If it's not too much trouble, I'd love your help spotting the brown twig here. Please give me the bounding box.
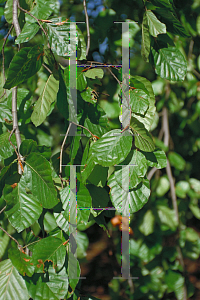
[18,4,48,38]
[11,0,24,174]
[83,0,90,57]
[162,106,187,300]
[0,206,6,215]
[0,226,23,251]
[42,63,52,74]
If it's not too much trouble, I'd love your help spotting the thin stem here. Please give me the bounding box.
[0,206,6,215]
[0,226,23,251]
[12,0,23,174]
[83,0,90,57]
[18,4,48,38]
[42,63,52,74]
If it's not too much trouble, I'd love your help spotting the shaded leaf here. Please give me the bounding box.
[31,74,59,127]
[141,13,151,62]
[8,248,34,277]
[4,45,43,89]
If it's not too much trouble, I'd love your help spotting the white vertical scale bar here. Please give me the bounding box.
[69,22,78,136]
[121,22,130,279]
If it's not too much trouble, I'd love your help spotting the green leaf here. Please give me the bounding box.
[130,117,155,152]
[81,87,97,104]
[141,12,151,62]
[155,8,191,38]
[87,164,108,187]
[114,150,147,189]
[168,151,186,170]
[77,27,87,60]
[57,67,69,119]
[129,89,149,115]
[89,129,132,167]
[157,205,178,230]
[15,22,40,44]
[24,152,58,209]
[0,259,29,300]
[86,184,109,215]
[4,45,43,89]
[45,18,71,57]
[139,210,155,236]
[144,149,167,168]
[67,251,80,291]
[77,69,87,92]
[146,10,166,37]
[0,161,17,198]
[0,103,12,122]
[84,68,104,79]
[4,174,43,233]
[25,0,57,23]
[156,176,170,197]
[130,75,156,131]
[28,266,69,300]
[108,177,150,215]
[31,74,59,127]
[151,47,187,81]
[31,236,66,272]
[165,270,185,300]
[8,248,34,277]
[83,118,108,138]
[60,184,92,226]
[0,132,17,161]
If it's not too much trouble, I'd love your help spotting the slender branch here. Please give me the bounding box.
[11,0,24,174]
[13,0,21,37]
[18,4,48,38]
[192,68,200,80]
[70,121,94,137]
[162,106,187,300]
[147,167,157,180]
[42,63,52,74]
[162,107,169,147]
[83,0,90,57]
[0,226,23,250]
[59,123,72,188]
[188,39,194,60]
[0,206,6,215]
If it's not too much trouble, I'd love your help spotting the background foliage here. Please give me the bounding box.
[0,0,200,299]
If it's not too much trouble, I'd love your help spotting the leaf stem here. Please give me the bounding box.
[83,0,90,57]
[0,226,23,251]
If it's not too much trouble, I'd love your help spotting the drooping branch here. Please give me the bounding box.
[83,0,90,57]
[162,106,187,300]
[0,226,23,251]
[11,0,24,174]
